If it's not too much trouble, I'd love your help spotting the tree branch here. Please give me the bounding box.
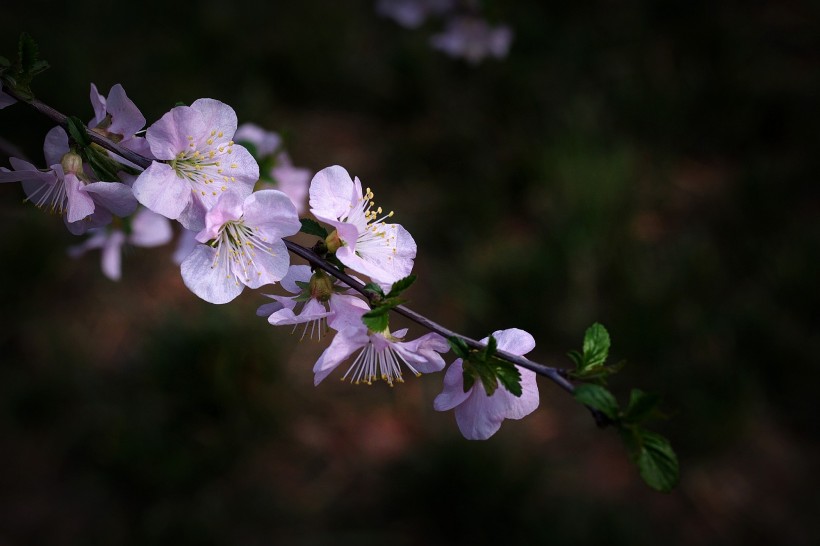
[5,89,613,428]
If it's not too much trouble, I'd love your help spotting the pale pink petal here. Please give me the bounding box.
[83,181,138,216]
[240,239,290,289]
[503,369,539,420]
[485,328,536,356]
[394,332,449,373]
[181,244,244,304]
[101,230,126,280]
[279,264,312,294]
[191,98,238,142]
[132,161,191,220]
[234,123,282,157]
[129,208,173,247]
[146,105,207,159]
[313,326,369,385]
[104,84,147,137]
[43,126,70,167]
[454,389,507,440]
[197,191,244,242]
[172,229,198,265]
[309,165,357,221]
[433,359,471,411]
[243,189,300,240]
[89,83,107,126]
[65,174,96,223]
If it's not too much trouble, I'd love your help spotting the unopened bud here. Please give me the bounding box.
[325,230,343,253]
[309,270,334,303]
[61,151,84,174]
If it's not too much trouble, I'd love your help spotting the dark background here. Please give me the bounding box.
[2,1,819,544]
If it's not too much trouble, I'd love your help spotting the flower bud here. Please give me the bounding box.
[60,151,84,175]
[309,270,335,303]
[325,230,343,253]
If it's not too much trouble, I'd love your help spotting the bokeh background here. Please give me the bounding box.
[2,1,819,544]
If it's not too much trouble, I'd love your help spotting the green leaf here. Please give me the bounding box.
[462,367,476,393]
[581,323,610,370]
[573,384,619,419]
[623,389,661,423]
[568,360,625,381]
[493,358,522,397]
[0,56,10,68]
[66,116,91,147]
[447,336,470,359]
[85,146,125,181]
[300,218,328,238]
[567,350,583,368]
[361,311,389,332]
[385,274,417,298]
[474,362,499,397]
[635,430,679,492]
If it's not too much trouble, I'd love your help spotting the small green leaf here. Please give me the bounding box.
[0,56,10,68]
[573,384,619,419]
[623,389,662,423]
[582,323,610,370]
[361,311,389,332]
[447,336,470,359]
[294,280,310,290]
[568,360,625,381]
[386,274,417,298]
[66,116,91,147]
[300,218,328,238]
[493,359,522,397]
[174,101,187,107]
[475,363,499,397]
[635,430,679,492]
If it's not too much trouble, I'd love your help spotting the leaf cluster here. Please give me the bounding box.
[448,336,523,398]
[569,323,678,492]
[360,275,416,332]
[0,33,50,99]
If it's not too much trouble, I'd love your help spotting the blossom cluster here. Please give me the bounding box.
[376,0,513,64]
[0,82,539,441]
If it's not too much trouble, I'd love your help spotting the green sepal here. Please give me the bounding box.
[456,335,523,398]
[174,101,187,107]
[573,383,619,420]
[447,336,470,360]
[386,274,416,298]
[492,358,523,397]
[300,218,328,238]
[363,282,385,298]
[362,309,389,332]
[66,116,91,148]
[294,280,310,289]
[85,145,126,182]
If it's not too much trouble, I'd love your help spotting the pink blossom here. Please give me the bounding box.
[68,207,173,280]
[180,189,300,304]
[431,16,513,64]
[376,0,454,29]
[257,264,368,340]
[0,127,137,234]
[313,302,448,386]
[88,83,152,159]
[309,165,416,286]
[132,99,259,231]
[434,328,539,440]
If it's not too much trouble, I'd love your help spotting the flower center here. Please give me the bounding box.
[341,331,421,387]
[209,218,276,284]
[170,131,240,203]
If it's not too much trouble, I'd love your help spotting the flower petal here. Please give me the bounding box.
[241,239,290,289]
[191,98,238,142]
[83,181,139,216]
[242,189,300,240]
[309,165,357,221]
[146,105,207,160]
[181,244,244,304]
[313,326,369,385]
[484,328,535,356]
[43,126,70,167]
[129,208,173,247]
[132,161,191,220]
[433,359,471,411]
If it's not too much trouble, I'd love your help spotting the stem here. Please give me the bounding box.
[7,90,612,428]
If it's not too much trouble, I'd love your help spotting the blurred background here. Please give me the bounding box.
[2,1,819,544]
